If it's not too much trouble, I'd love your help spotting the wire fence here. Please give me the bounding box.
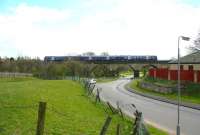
[0,102,71,135]
[0,103,37,109]
[0,72,33,78]
[77,76,150,135]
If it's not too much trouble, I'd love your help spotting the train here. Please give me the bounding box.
[44,55,157,63]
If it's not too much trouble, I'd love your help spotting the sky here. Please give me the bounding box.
[0,0,200,60]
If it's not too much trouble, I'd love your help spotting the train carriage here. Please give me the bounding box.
[44,55,157,62]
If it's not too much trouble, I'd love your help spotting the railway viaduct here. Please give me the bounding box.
[87,60,169,77]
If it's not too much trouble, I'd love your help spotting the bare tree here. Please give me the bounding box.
[188,32,200,53]
[194,33,200,47]
[100,52,109,56]
[82,52,95,56]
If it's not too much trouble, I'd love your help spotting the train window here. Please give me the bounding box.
[51,57,55,61]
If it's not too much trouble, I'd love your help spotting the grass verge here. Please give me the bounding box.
[129,79,200,105]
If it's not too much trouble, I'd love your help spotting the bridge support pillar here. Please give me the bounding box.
[134,70,140,78]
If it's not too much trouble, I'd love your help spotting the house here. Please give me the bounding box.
[148,51,200,83]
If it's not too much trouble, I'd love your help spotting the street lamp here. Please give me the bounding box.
[177,36,190,135]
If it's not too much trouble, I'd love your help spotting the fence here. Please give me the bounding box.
[0,72,32,78]
[81,77,150,135]
[0,101,79,135]
[197,71,200,83]
[148,69,154,77]
[149,68,200,83]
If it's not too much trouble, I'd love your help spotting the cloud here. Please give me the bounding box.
[0,3,71,58]
[0,0,200,59]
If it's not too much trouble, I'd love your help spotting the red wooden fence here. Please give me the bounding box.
[156,68,168,79]
[149,69,154,77]
[169,70,177,80]
[198,71,200,83]
[181,70,194,81]
[149,68,198,82]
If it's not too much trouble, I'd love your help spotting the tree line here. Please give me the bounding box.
[0,56,129,79]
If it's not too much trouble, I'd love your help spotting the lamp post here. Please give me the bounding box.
[177,36,190,135]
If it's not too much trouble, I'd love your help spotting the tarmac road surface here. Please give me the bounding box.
[96,79,200,135]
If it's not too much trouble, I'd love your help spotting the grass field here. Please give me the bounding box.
[129,79,200,105]
[0,77,167,135]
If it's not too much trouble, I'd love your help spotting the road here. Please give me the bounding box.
[96,79,200,135]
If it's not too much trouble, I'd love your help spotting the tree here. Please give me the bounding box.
[188,32,200,53]
[100,52,109,56]
[65,61,82,76]
[10,57,14,62]
[82,52,95,56]
[194,33,200,48]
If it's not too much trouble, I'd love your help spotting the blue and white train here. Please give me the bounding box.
[44,55,157,63]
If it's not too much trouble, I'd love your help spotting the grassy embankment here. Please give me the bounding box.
[120,70,133,77]
[120,70,144,78]
[96,70,134,83]
[129,77,200,104]
[0,77,168,135]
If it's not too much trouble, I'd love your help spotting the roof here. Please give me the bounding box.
[169,51,200,64]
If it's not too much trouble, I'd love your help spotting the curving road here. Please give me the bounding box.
[96,79,200,135]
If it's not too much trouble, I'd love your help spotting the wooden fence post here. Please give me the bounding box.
[116,124,121,135]
[91,85,95,92]
[95,89,101,103]
[133,111,141,135]
[116,102,124,119]
[133,111,150,135]
[100,116,112,135]
[88,85,95,95]
[84,81,87,88]
[131,104,136,108]
[118,108,124,119]
[87,83,91,90]
[107,102,118,114]
[36,102,47,135]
